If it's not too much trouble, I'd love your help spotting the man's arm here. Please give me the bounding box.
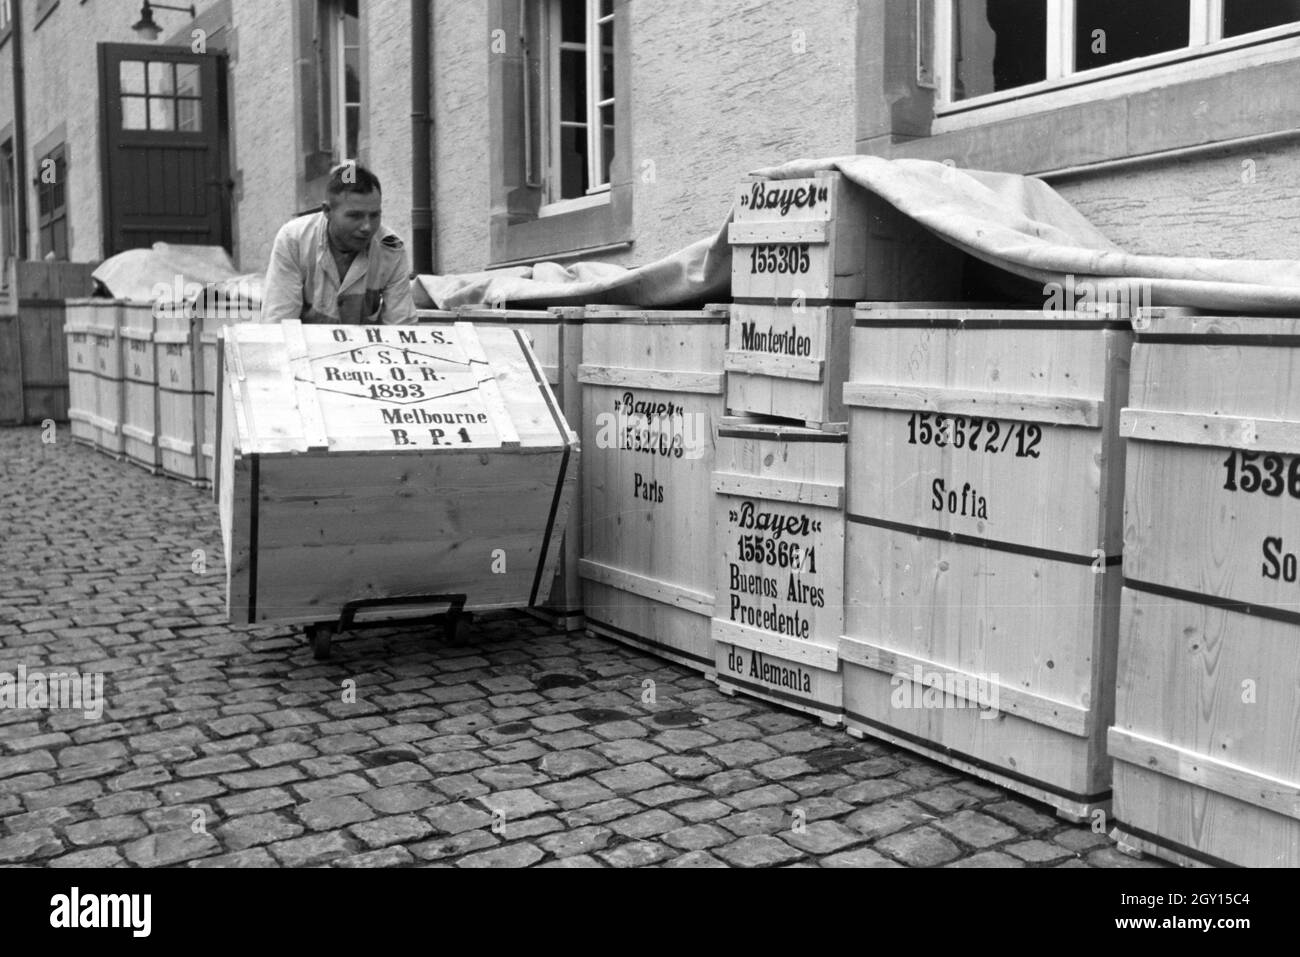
[261,223,306,324]
[380,243,417,326]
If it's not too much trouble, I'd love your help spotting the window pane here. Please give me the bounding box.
[560,49,586,122]
[1074,0,1189,72]
[177,98,202,132]
[122,96,148,130]
[952,0,1047,101]
[175,63,202,97]
[559,126,588,199]
[148,61,175,95]
[120,61,146,95]
[53,218,67,261]
[345,54,361,103]
[149,98,176,131]
[600,103,614,185]
[343,0,359,44]
[600,21,614,100]
[561,0,586,43]
[600,0,613,18]
[346,106,360,160]
[1224,0,1300,37]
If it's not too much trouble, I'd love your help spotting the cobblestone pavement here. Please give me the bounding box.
[0,427,1167,868]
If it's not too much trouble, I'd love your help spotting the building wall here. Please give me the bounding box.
[363,7,414,259]
[1046,143,1300,261]
[431,0,858,275]
[226,0,300,272]
[431,0,492,276]
[3,0,226,263]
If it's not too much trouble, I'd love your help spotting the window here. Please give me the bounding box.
[119,60,204,132]
[316,0,363,163]
[36,144,67,261]
[0,0,12,44]
[489,0,630,266]
[534,0,616,211]
[934,0,1300,107]
[0,139,15,263]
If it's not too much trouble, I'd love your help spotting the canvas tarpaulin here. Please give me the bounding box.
[414,155,1300,315]
[91,242,263,307]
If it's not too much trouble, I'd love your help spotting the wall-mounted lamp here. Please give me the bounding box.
[131,2,198,42]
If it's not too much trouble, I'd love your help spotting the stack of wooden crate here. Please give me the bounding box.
[712,172,963,724]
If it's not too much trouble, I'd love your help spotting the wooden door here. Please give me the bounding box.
[98,44,231,256]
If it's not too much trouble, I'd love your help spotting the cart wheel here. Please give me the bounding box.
[309,624,334,660]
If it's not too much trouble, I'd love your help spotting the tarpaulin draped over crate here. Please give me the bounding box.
[414,155,1300,314]
[91,242,263,308]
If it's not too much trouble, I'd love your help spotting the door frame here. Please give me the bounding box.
[97,42,233,258]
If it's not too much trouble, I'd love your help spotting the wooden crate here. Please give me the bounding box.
[64,300,125,455]
[198,286,259,483]
[120,303,160,471]
[726,172,962,428]
[154,301,204,482]
[724,304,854,428]
[839,303,1141,821]
[579,307,729,674]
[64,313,97,446]
[219,320,578,629]
[1111,313,1300,867]
[711,417,845,725]
[0,260,94,424]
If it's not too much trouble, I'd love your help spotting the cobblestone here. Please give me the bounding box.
[0,428,1164,869]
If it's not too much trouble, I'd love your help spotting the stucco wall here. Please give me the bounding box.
[1048,142,1300,261]
[430,0,491,275]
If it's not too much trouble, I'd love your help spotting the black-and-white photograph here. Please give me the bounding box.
[0,0,1289,931]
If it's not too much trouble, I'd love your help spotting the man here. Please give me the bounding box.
[262,164,416,325]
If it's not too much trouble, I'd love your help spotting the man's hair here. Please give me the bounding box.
[326,163,382,206]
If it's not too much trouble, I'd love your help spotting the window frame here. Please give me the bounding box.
[931,0,1300,123]
[0,136,15,265]
[488,0,632,268]
[35,143,69,262]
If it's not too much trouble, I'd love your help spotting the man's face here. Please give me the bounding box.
[326,190,383,253]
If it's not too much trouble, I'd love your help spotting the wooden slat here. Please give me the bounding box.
[839,635,1090,737]
[728,221,830,245]
[578,558,713,617]
[711,618,838,672]
[578,365,724,394]
[280,320,330,452]
[712,471,843,509]
[1108,726,1300,821]
[724,351,824,383]
[1121,408,1300,455]
[457,321,520,449]
[843,383,1101,428]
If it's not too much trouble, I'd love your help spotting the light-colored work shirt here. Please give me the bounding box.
[261,212,416,325]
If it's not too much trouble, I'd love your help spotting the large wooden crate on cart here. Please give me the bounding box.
[579,306,729,674]
[840,303,1144,821]
[726,171,961,427]
[218,320,578,656]
[711,417,845,724]
[421,306,585,632]
[1111,313,1300,867]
